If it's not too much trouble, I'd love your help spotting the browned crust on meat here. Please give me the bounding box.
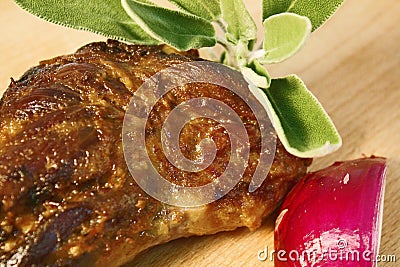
[0,40,311,266]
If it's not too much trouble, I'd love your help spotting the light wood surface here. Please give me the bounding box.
[1,0,399,266]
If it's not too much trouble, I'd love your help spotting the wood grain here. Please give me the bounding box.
[1,0,399,266]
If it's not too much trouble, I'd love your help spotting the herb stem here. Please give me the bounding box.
[215,19,227,34]
[216,36,239,68]
[216,36,229,49]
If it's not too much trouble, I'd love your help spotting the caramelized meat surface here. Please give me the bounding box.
[0,40,311,266]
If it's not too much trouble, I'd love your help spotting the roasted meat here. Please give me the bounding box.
[0,40,311,266]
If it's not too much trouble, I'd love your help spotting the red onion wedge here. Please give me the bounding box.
[274,157,387,267]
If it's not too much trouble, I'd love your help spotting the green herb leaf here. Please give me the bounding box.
[241,60,271,89]
[257,75,342,157]
[14,0,160,44]
[122,0,216,50]
[220,50,228,64]
[262,0,345,31]
[168,0,221,21]
[220,0,257,44]
[262,13,311,64]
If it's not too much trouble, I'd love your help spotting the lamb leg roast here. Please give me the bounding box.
[0,40,311,266]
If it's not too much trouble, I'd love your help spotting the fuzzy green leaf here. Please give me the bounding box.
[263,13,311,64]
[14,0,160,44]
[168,0,221,21]
[263,0,345,31]
[220,0,257,44]
[122,0,216,50]
[241,60,271,89]
[257,75,342,157]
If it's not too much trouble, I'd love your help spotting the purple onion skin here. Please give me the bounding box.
[274,157,387,267]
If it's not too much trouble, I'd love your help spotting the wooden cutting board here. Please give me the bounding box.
[1,0,399,266]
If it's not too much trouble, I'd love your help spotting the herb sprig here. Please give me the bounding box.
[14,0,345,157]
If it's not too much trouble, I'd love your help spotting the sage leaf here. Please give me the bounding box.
[220,0,257,44]
[263,0,345,31]
[14,0,159,44]
[168,0,221,21]
[220,50,228,64]
[259,75,342,157]
[122,0,216,50]
[241,60,271,89]
[263,13,311,64]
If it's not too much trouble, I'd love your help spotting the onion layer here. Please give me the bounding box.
[274,157,387,267]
